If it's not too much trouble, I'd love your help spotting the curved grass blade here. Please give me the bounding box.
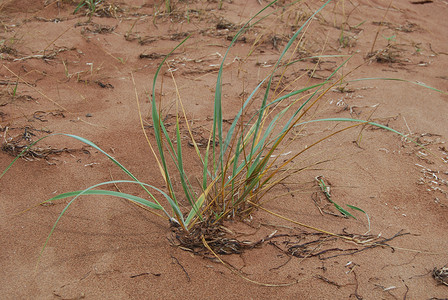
[150,35,191,207]
[248,0,332,162]
[1,133,169,211]
[317,176,356,219]
[220,19,342,205]
[212,0,280,176]
[73,1,87,14]
[1,135,50,180]
[255,116,418,208]
[175,118,196,213]
[346,204,371,233]
[46,189,164,210]
[185,175,221,227]
[37,179,185,267]
[295,118,412,141]
[349,77,447,94]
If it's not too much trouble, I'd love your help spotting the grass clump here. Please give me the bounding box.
[1,0,444,265]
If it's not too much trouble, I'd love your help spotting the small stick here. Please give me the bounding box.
[130,272,161,278]
[315,275,342,288]
[171,255,191,282]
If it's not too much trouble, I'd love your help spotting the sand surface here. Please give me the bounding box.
[1,0,447,299]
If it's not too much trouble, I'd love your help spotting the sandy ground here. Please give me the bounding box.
[1,0,448,299]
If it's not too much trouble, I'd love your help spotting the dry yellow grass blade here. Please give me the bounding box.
[2,64,67,111]
[248,200,368,244]
[132,72,167,185]
[166,62,203,160]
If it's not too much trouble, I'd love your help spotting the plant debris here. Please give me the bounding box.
[139,53,165,60]
[411,0,433,4]
[1,126,88,161]
[169,221,255,255]
[95,3,123,18]
[432,265,448,286]
[2,141,80,161]
[266,230,410,261]
[170,217,410,264]
[80,23,116,34]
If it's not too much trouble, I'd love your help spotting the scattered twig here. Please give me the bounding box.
[410,0,433,4]
[322,230,410,260]
[350,271,363,300]
[268,241,292,271]
[315,274,342,288]
[0,80,35,86]
[403,283,409,300]
[130,272,161,278]
[171,255,191,282]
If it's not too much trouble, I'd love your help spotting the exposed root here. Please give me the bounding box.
[169,220,255,255]
[169,215,410,264]
[284,230,410,260]
[200,234,300,287]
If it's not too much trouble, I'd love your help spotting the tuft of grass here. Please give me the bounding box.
[12,78,18,97]
[74,0,102,18]
[1,0,445,264]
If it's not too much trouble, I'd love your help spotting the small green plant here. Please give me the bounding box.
[383,34,396,43]
[74,0,102,17]
[12,78,18,97]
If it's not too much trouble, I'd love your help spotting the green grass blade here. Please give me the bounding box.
[46,189,164,210]
[2,133,136,182]
[1,134,177,213]
[248,0,332,163]
[151,35,190,204]
[317,176,356,219]
[346,204,371,232]
[334,203,356,219]
[185,176,221,226]
[1,135,49,180]
[73,1,87,14]
[349,77,446,94]
[296,118,410,140]
[37,179,186,267]
[47,180,183,220]
[212,0,279,177]
[202,136,212,191]
[222,77,269,156]
[175,119,196,211]
[244,57,353,167]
